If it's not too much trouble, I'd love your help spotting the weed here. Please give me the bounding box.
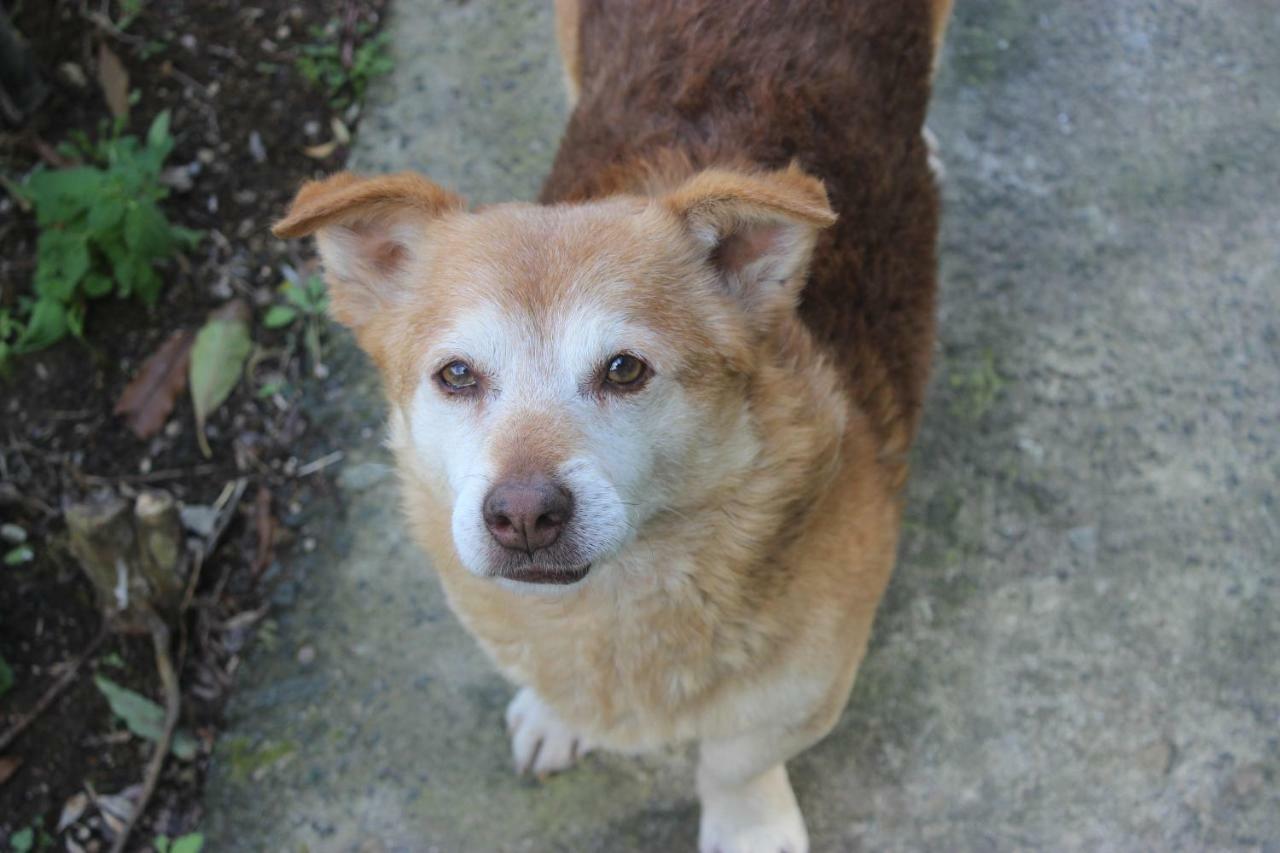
[264,272,330,375]
[295,21,393,109]
[1,112,201,368]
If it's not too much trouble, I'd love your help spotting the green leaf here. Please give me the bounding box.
[189,301,253,457]
[15,299,68,353]
[26,167,103,225]
[93,675,198,760]
[171,834,205,853]
[34,230,90,301]
[0,654,13,697]
[9,827,33,853]
[83,272,114,298]
[88,194,126,233]
[4,546,34,566]
[170,225,204,249]
[263,305,297,329]
[147,110,172,152]
[125,202,173,258]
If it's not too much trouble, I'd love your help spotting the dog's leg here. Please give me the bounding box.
[697,727,815,853]
[504,686,591,778]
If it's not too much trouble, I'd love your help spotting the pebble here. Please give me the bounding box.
[296,644,316,665]
[0,523,26,544]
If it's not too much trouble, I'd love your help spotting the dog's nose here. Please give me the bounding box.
[483,475,573,553]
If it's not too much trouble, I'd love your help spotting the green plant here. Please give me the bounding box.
[154,833,204,853]
[2,112,201,367]
[295,22,393,108]
[264,273,330,373]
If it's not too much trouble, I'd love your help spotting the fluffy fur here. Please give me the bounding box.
[276,1,946,850]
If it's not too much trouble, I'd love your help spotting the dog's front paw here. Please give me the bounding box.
[698,765,808,853]
[504,687,590,778]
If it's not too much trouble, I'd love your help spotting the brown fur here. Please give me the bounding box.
[544,0,941,462]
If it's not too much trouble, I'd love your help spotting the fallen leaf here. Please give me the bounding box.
[302,140,338,159]
[189,300,252,458]
[57,791,88,831]
[178,504,218,537]
[97,42,130,120]
[0,755,20,785]
[114,330,196,439]
[330,116,351,145]
[93,676,198,760]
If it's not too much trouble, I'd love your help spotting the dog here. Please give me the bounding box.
[275,1,947,849]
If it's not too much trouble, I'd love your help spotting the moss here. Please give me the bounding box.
[223,736,299,784]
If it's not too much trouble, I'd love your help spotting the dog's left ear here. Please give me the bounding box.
[663,166,837,322]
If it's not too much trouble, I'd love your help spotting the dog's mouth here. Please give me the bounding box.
[496,563,591,586]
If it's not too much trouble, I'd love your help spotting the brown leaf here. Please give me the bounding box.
[97,42,130,120]
[114,330,196,439]
[0,755,20,786]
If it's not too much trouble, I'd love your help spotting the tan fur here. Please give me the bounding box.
[276,2,946,848]
[554,0,583,105]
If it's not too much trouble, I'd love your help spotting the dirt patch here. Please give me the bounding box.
[0,1,387,848]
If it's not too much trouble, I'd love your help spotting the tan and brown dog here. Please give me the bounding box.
[276,1,947,849]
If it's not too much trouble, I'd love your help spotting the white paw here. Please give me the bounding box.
[504,687,590,778]
[698,766,808,853]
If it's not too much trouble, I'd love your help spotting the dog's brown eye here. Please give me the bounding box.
[439,360,478,391]
[604,354,647,388]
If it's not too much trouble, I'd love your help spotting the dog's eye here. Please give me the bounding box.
[439,360,478,392]
[604,354,648,389]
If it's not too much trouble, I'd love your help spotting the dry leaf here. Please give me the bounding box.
[330,116,351,145]
[302,141,338,159]
[0,755,20,786]
[58,791,89,832]
[114,330,196,439]
[97,42,130,120]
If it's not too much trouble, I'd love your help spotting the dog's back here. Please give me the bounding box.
[545,0,942,460]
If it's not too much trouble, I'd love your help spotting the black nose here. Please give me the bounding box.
[483,475,573,553]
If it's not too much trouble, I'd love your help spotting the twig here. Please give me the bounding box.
[297,450,343,477]
[81,463,221,485]
[0,625,108,751]
[109,614,179,853]
[81,9,146,48]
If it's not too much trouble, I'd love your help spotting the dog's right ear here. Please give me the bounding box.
[273,172,466,332]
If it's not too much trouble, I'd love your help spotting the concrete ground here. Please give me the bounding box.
[204,1,1280,850]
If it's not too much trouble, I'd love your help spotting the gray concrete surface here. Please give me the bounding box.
[204,0,1280,849]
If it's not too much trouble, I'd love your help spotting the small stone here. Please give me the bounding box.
[0,523,26,544]
[180,33,197,51]
[248,131,267,164]
[296,644,316,665]
[197,147,217,165]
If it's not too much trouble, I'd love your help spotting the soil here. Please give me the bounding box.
[0,1,387,848]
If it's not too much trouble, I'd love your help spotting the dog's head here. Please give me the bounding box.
[276,168,835,590]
